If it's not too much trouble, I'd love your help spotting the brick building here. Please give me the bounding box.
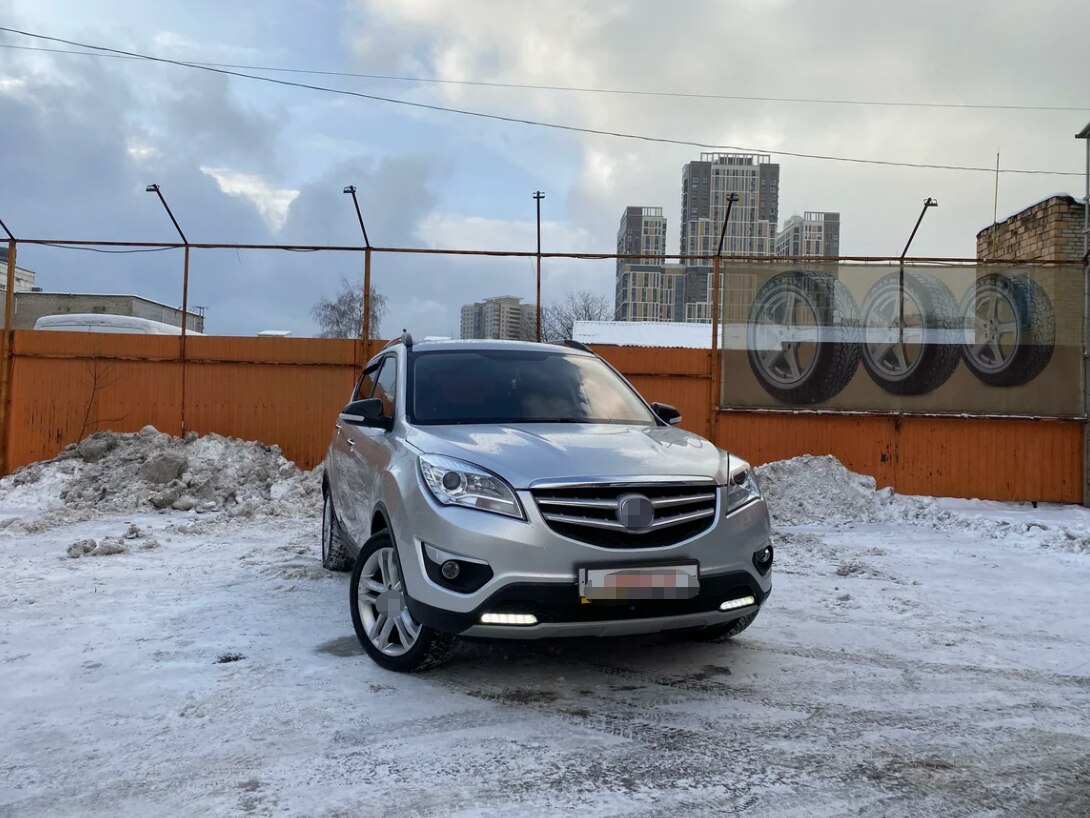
[976,195,1086,261]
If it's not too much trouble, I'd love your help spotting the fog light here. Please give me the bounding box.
[479,612,538,626]
[753,544,774,575]
[719,595,756,611]
[441,560,461,580]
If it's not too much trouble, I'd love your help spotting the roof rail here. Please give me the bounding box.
[380,331,414,351]
[562,339,594,354]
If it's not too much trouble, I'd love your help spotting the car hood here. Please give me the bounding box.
[404,423,724,489]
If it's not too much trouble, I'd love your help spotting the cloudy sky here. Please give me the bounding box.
[1,0,1087,336]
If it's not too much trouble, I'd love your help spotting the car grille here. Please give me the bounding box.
[531,482,718,548]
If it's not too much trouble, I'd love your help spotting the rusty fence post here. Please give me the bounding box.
[363,246,372,352]
[180,245,190,435]
[0,230,16,475]
[709,255,721,441]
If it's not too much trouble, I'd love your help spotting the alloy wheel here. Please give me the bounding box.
[356,546,421,657]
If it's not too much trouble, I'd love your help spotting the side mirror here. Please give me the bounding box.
[650,402,682,426]
[340,398,392,431]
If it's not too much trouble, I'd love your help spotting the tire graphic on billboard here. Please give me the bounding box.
[960,273,1056,387]
[746,270,860,405]
[859,270,960,395]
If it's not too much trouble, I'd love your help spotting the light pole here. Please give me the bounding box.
[533,191,544,342]
[709,193,738,439]
[1078,123,1089,263]
[1076,122,1089,506]
[899,197,938,345]
[343,185,374,347]
[146,184,191,435]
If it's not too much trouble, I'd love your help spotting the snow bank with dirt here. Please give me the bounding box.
[757,454,1090,554]
[0,427,321,530]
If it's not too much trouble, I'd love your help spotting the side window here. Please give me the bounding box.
[373,356,397,418]
[353,363,379,401]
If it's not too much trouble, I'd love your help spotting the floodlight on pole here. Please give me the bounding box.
[344,184,374,343]
[145,183,191,433]
[343,185,370,248]
[145,183,188,245]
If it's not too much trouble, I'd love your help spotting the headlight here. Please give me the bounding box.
[717,453,762,513]
[419,454,524,519]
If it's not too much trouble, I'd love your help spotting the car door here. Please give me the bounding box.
[331,360,380,545]
[342,353,398,546]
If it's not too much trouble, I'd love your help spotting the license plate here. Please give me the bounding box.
[579,563,699,601]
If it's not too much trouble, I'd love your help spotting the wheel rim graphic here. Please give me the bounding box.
[963,280,1021,375]
[862,285,927,382]
[749,285,821,388]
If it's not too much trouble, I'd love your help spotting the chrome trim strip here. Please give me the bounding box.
[528,475,716,490]
[541,506,715,533]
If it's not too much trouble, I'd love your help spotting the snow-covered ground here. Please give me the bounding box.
[1,435,1089,816]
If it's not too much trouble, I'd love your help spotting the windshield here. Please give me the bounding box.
[409,349,657,425]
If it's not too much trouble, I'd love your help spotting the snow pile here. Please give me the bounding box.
[755,455,896,527]
[757,454,1090,554]
[0,427,321,529]
[65,523,161,558]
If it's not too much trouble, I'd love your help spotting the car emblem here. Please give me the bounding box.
[616,493,655,531]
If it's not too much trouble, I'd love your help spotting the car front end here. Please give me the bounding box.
[389,432,773,640]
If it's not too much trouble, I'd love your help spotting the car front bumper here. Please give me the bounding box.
[407,569,769,639]
[390,476,773,637]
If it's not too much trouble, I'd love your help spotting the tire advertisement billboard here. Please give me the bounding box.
[720,262,1083,416]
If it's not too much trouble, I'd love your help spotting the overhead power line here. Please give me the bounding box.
[3,41,1087,114]
[0,26,1082,177]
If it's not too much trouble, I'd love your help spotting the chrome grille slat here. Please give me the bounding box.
[540,512,627,530]
[531,482,718,549]
[651,493,716,509]
[535,496,619,510]
[649,507,715,529]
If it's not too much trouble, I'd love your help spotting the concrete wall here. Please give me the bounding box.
[977,195,1086,261]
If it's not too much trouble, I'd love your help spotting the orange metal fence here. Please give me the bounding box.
[1,332,1082,503]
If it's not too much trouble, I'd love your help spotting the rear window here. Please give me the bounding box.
[409,349,655,425]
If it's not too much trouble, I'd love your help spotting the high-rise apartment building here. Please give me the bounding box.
[680,153,779,323]
[775,212,841,258]
[614,207,669,320]
[680,153,779,260]
[460,296,538,341]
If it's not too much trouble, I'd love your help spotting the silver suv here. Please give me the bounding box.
[322,336,773,671]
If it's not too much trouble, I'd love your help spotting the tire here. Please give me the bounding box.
[746,270,861,405]
[349,531,458,672]
[683,611,759,643]
[960,273,1056,387]
[321,489,352,572]
[859,270,960,395]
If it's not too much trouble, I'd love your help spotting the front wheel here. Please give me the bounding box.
[321,491,352,572]
[349,532,458,672]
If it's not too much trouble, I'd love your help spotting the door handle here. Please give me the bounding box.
[346,437,356,447]
[335,423,342,431]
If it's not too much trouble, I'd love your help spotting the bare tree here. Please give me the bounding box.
[541,290,612,342]
[311,276,388,339]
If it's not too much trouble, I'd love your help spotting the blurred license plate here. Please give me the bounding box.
[579,564,699,601]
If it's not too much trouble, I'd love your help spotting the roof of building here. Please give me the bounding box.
[17,291,201,316]
[573,320,714,349]
[976,193,1083,237]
